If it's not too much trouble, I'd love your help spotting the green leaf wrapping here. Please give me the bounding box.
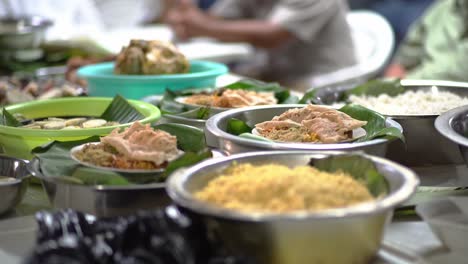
[309,154,389,197]
[343,79,404,98]
[227,118,252,135]
[100,94,145,123]
[31,123,211,186]
[339,104,404,142]
[0,108,21,127]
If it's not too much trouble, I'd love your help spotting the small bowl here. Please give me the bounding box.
[167,150,419,264]
[77,60,229,99]
[0,155,30,215]
[310,79,468,166]
[0,97,161,159]
[0,16,52,50]
[205,104,402,156]
[435,104,468,166]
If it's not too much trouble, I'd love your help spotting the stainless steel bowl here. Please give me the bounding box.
[167,151,419,264]
[28,158,170,218]
[0,16,52,49]
[205,104,402,156]
[435,105,468,166]
[0,155,30,215]
[309,79,468,166]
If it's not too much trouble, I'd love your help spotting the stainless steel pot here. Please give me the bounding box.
[167,151,419,264]
[0,154,30,215]
[309,79,468,166]
[28,158,170,218]
[435,105,468,167]
[205,104,402,156]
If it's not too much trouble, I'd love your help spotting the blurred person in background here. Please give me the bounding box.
[348,0,434,45]
[165,0,356,91]
[0,0,165,39]
[385,0,468,81]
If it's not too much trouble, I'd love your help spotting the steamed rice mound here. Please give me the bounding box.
[195,163,374,213]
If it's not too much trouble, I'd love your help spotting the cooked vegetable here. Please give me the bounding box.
[21,117,119,130]
[114,39,189,75]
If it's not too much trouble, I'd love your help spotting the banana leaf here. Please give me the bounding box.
[343,79,404,98]
[157,79,298,120]
[309,153,388,197]
[226,104,404,142]
[0,107,21,127]
[299,79,404,104]
[100,95,145,123]
[0,95,144,127]
[31,123,212,186]
[339,104,404,142]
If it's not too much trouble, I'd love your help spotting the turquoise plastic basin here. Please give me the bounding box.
[77,60,228,99]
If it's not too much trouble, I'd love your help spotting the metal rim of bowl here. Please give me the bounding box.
[77,60,228,80]
[205,104,402,150]
[434,104,468,147]
[166,150,419,221]
[0,97,161,137]
[0,154,30,184]
[0,16,53,35]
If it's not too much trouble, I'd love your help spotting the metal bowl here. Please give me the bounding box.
[0,16,52,50]
[28,158,169,218]
[205,104,402,156]
[0,154,30,215]
[167,151,419,264]
[309,79,468,166]
[435,105,468,166]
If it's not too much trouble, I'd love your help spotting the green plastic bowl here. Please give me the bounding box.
[0,97,161,159]
[77,60,229,99]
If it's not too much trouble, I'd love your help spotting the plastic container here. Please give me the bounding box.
[0,97,161,159]
[77,60,229,99]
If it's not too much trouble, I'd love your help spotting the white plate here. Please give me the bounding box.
[251,127,366,143]
[70,142,183,174]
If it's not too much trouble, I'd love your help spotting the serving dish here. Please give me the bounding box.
[77,60,228,99]
[435,104,468,166]
[205,104,402,156]
[0,97,160,159]
[28,123,214,217]
[306,79,468,166]
[149,79,301,132]
[167,150,419,264]
[0,155,30,215]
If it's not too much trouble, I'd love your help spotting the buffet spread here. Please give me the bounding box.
[1,39,468,264]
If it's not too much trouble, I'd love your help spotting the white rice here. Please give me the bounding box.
[346,87,468,115]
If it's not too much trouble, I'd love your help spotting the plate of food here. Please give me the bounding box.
[301,79,468,165]
[29,121,213,216]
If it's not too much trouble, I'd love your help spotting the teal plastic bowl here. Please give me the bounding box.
[77,60,229,99]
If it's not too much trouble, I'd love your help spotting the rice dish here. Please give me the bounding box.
[347,87,468,115]
[195,163,374,213]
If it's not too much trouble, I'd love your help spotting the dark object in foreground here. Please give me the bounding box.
[26,208,254,264]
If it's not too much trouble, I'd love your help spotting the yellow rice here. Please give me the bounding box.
[195,163,374,213]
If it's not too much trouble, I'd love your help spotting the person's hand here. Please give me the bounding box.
[385,63,407,78]
[165,0,213,40]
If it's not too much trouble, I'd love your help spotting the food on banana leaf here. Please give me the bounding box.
[183,88,278,108]
[21,117,120,129]
[114,39,189,75]
[73,122,183,170]
[255,104,367,143]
